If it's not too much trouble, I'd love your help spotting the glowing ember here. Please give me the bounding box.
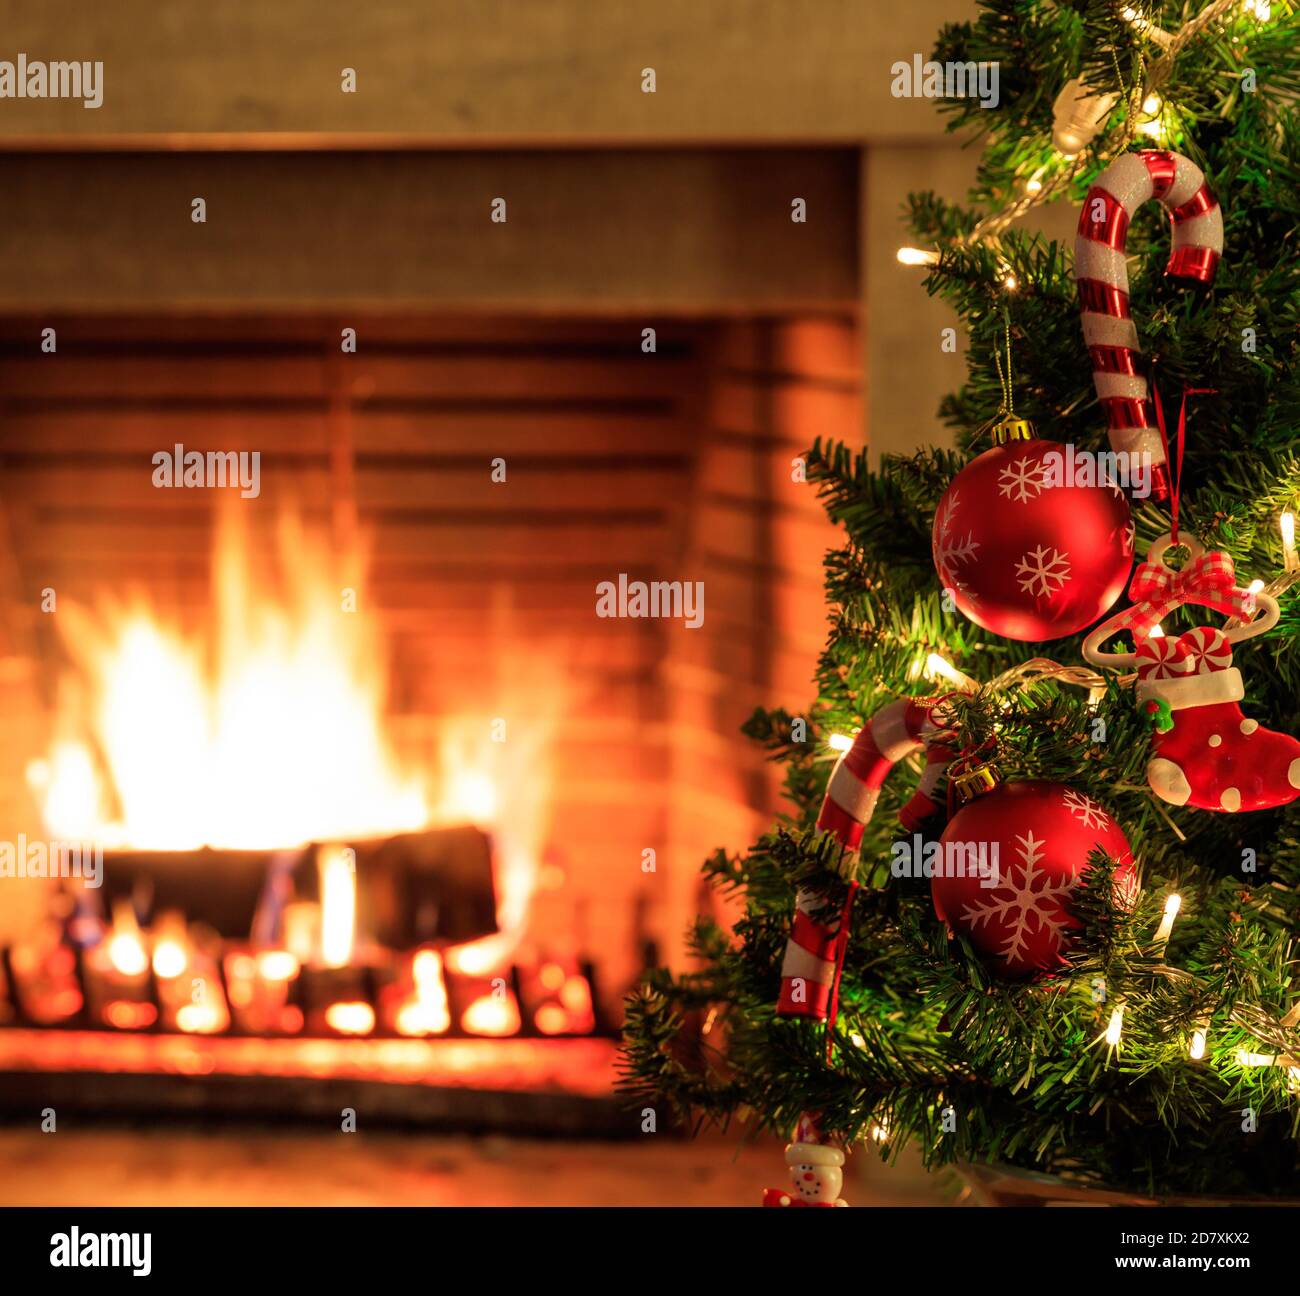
[176,1000,227,1034]
[150,912,190,980]
[559,974,595,1026]
[534,1003,569,1035]
[103,1000,158,1030]
[0,1028,619,1095]
[107,903,148,978]
[324,1001,375,1035]
[256,951,299,981]
[318,845,357,969]
[395,950,451,1037]
[151,941,187,980]
[462,990,522,1037]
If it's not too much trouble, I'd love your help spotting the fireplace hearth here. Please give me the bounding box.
[0,193,859,1130]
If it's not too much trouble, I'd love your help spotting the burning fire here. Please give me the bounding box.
[29,511,428,851]
[23,508,562,987]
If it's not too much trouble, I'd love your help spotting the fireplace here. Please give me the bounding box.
[0,299,859,1126]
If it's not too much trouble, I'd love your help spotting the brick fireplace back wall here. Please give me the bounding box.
[0,312,859,1009]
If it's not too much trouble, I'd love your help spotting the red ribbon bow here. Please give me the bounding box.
[1120,549,1255,635]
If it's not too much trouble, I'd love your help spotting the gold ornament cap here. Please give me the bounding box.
[952,761,1002,804]
[990,416,1036,445]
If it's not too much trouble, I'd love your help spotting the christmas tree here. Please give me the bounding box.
[621,0,1300,1201]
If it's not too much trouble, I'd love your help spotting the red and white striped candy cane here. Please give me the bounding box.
[776,697,955,1019]
[1075,149,1222,493]
[817,697,955,849]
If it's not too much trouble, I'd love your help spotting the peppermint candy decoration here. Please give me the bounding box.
[1076,150,1223,484]
[1136,626,1235,681]
[1135,634,1190,680]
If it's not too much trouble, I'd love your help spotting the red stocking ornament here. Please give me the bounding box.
[1084,533,1299,812]
[1136,626,1300,811]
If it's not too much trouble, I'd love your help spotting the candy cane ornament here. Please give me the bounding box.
[777,697,956,1019]
[817,697,956,848]
[1076,150,1223,496]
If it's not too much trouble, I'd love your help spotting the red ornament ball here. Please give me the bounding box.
[932,438,1134,640]
[931,780,1135,976]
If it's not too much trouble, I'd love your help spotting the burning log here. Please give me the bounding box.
[90,826,498,950]
[96,849,297,941]
[350,825,497,950]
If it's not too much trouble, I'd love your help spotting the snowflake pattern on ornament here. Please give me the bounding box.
[1062,788,1110,832]
[1015,544,1071,602]
[933,490,980,594]
[961,831,1074,965]
[997,455,1048,503]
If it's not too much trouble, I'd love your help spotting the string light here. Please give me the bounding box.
[1244,0,1272,20]
[1281,511,1297,571]
[925,653,977,691]
[1237,1049,1276,1067]
[1121,5,1175,46]
[1153,892,1182,948]
[1105,1004,1125,1047]
[1189,1028,1207,1061]
[1149,623,1165,638]
[897,246,940,267]
[1248,578,1265,595]
[828,732,854,754]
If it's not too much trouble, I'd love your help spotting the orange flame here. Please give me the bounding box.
[27,510,561,973]
[30,513,427,850]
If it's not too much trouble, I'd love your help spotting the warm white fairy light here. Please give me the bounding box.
[1122,5,1174,46]
[828,731,854,753]
[1025,176,1043,194]
[1237,1049,1276,1067]
[1137,114,1168,142]
[1281,511,1297,571]
[1190,1028,1207,1061]
[1105,1004,1125,1047]
[1244,0,1272,20]
[1003,272,1019,291]
[1153,892,1182,948]
[1149,623,1165,639]
[1248,578,1265,595]
[897,246,940,267]
[925,653,976,691]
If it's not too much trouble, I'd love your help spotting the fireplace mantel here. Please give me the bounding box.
[0,0,973,148]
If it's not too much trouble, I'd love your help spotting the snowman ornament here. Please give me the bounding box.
[762,1113,850,1208]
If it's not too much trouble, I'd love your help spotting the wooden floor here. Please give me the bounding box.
[0,1127,952,1207]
